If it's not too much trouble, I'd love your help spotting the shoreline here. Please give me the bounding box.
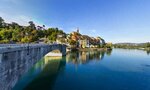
[67,47,112,52]
[114,47,150,51]
[78,48,107,52]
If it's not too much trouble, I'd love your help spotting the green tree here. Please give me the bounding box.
[0,17,67,44]
[146,43,150,48]
[28,21,36,30]
[0,17,4,28]
[69,40,77,45]
[11,22,19,29]
[0,29,12,40]
[21,36,29,43]
[105,43,112,49]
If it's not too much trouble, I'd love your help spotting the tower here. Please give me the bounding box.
[77,27,79,33]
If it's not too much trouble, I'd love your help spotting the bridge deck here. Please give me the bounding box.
[0,44,50,53]
[0,44,66,54]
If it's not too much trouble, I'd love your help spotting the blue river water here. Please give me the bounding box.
[13,49,150,90]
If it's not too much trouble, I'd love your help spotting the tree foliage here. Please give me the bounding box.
[0,17,4,28]
[146,42,150,48]
[69,40,77,45]
[0,17,66,43]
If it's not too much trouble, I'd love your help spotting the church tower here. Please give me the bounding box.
[77,27,79,33]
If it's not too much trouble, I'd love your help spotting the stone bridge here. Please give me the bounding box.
[0,44,66,90]
[0,44,66,61]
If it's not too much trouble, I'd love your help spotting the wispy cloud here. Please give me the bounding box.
[1,0,23,4]
[0,12,45,26]
[0,12,30,26]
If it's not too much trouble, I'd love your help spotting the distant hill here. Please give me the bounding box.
[113,42,150,50]
[114,43,149,46]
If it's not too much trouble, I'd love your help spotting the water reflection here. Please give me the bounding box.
[13,56,66,90]
[66,50,112,64]
[106,49,113,56]
[146,50,150,55]
[21,50,111,89]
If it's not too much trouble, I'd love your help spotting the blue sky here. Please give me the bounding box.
[0,0,150,43]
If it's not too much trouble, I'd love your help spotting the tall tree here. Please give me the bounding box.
[11,22,19,29]
[0,17,4,28]
[28,21,36,30]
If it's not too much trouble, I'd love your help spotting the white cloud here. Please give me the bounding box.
[0,12,45,26]
[1,0,23,4]
[0,12,31,26]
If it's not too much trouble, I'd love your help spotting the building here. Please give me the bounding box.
[67,28,106,48]
[78,39,90,48]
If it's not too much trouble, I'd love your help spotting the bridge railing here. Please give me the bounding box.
[0,44,66,54]
[0,44,49,49]
[0,44,66,49]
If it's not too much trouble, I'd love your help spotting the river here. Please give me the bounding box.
[3,49,150,90]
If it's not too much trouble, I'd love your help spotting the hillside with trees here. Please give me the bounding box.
[0,17,66,43]
[114,43,150,52]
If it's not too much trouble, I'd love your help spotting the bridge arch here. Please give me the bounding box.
[0,44,66,63]
[41,44,66,56]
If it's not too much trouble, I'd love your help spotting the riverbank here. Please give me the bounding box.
[67,47,112,52]
[113,43,150,51]
[78,48,107,52]
[114,47,150,51]
[114,47,150,55]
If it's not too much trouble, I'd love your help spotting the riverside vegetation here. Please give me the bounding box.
[0,17,65,43]
[113,43,150,54]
